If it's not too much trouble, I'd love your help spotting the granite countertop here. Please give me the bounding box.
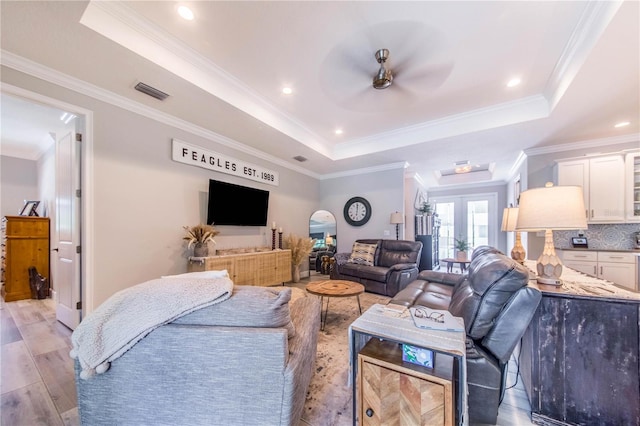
[525,260,640,301]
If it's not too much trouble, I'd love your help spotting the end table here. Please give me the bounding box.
[348,304,468,425]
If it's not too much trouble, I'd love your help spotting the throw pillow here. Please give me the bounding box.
[348,242,377,266]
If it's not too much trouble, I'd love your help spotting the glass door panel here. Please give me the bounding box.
[467,200,489,249]
[434,194,497,264]
[436,202,455,259]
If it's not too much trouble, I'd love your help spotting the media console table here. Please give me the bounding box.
[188,249,291,286]
[520,261,640,426]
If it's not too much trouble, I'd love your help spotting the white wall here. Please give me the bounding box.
[0,155,39,217]
[3,67,320,309]
[319,167,405,253]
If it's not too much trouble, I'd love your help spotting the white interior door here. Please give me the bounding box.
[55,122,81,329]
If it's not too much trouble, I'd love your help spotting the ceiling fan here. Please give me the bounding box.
[373,49,393,90]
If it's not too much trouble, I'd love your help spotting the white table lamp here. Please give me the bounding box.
[501,207,526,264]
[516,183,587,286]
[390,212,404,240]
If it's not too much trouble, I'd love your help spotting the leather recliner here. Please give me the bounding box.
[331,239,422,296]
[390,245,541,425]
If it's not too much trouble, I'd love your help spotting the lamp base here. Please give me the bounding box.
[535,229,563,287]
[536,276,563,286]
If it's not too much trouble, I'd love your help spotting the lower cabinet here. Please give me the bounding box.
[188,249,292,286]
[561,250,637,291]
[358,339,454,426]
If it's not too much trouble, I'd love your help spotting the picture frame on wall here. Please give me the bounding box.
[19,200,40,217]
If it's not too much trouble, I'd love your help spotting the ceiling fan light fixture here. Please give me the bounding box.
[373,67,393,89]
[372,48,393,90]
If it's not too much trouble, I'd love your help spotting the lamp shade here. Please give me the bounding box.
[516,185,587,231]
[390,212,404,224]
[501,207,519,232]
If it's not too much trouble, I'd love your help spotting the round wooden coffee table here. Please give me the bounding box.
[306,280,365,331]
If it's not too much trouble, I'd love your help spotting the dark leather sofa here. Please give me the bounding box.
[390,245,541,425]
[330,239,422,296]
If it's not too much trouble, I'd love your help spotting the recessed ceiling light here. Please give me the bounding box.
[507,78,521,88]
[178,6,194,20]
[335,129,343,135]
[614,121,630,128]
[282,87,293,95]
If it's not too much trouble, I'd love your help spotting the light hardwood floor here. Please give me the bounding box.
[2,281,534,426]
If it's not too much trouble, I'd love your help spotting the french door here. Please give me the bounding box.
[435,194,497,260]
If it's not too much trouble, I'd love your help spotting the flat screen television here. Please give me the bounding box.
[207,179,269,226]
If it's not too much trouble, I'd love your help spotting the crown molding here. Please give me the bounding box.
[1,50,328,179]
[332,94,550,160]
[524,133,639,156]
[80,0,332,158]
[507,151,527,182]
[319,161,408,180]
[544,1,623,111]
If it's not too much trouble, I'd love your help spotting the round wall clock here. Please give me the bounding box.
[343,196,372,226]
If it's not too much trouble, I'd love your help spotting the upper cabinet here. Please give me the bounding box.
[556,154,626,223]
[626,151,640,222]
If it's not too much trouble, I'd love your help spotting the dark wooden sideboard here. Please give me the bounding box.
[520,262,640,426]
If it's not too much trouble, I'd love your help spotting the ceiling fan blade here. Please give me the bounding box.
[395,62,455,91]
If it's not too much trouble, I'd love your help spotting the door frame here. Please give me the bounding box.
[2,83,95,317]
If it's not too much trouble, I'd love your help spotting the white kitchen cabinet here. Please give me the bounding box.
[625,151,640,222]
[556,155,626,223]
[561,250,637,291]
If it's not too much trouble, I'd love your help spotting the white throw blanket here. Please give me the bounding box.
[70,276,233,379]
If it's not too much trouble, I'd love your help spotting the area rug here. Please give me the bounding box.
[293,285,390,426]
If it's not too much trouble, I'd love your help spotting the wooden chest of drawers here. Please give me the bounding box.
[1,216,50,302]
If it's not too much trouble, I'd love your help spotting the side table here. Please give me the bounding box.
[349,304,468,425]
[441,258,471,273]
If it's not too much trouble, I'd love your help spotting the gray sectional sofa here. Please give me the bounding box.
[74,286,320,426]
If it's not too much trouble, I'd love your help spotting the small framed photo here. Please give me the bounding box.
[19,200,40,217]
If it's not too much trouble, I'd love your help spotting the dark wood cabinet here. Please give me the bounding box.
[1,216,50,302]
[416,215,440,271]
[521,290,640,425]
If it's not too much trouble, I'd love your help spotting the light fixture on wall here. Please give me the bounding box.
[390,212,404,240]
[516,183,587,286]
[501,206,525,264]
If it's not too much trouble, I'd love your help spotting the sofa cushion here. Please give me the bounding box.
[348,242,377,266]
[172,285,295,338]
[338,262,389,282]
[378,240,422,268]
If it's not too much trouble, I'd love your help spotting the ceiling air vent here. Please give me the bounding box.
[134,82,170,101]
[293,155,308,162]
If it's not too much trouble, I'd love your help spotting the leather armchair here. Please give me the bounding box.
[390,245,541,425]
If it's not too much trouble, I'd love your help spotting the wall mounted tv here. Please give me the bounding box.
[207,179,270,226]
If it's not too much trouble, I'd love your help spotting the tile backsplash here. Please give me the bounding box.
[555,223,640,250]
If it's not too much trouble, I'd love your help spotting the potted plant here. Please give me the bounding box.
[454,237,470,261]
[183,224,219,257]
[283,234,316,282]
[418,201,432,215]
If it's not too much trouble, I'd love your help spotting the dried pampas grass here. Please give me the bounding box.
[284,234,316,266]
